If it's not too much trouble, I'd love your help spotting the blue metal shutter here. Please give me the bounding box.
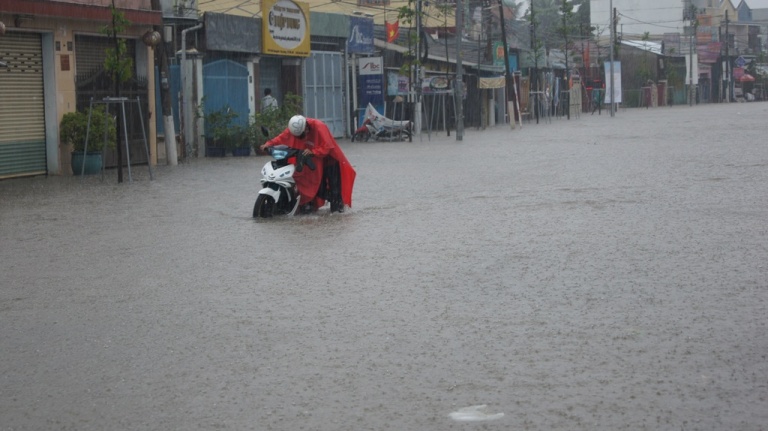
[202,59,250,128]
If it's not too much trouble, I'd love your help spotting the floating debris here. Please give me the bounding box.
[449,405,504,422]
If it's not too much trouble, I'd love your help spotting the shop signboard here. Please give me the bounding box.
[348,16,374,54]
[359,57,383,113]
[262,0,310,57]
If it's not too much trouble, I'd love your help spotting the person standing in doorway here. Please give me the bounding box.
[261,88,278,111]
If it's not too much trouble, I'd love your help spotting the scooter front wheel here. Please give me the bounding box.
[253,194,275,218]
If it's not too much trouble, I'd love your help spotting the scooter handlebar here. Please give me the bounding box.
[303,155,316,171]
[265,145,315,171]
[295,153,316,172]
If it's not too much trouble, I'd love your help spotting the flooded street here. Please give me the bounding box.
[2,103,767,430]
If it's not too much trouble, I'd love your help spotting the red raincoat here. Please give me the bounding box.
[265,118,356,207]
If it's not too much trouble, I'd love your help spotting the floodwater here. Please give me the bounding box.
[2,103,767,430]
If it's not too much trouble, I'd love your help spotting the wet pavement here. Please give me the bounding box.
[2,102,767,430]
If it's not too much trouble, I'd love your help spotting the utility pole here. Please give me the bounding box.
[609,2,615,117]
[725,10,730,103]
[415,0,422,136]
[530,0,539,123]
[151,0,178,165]
[561,0,570,120]
[718,26,723,102]
[687,3,694,107]
[443,10,451,136]
[499,0,519,129]
[456,0,464,140]
[689,30,693,106]
[476,2,483,131]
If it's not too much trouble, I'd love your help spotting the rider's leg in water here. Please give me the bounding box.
[326,162,343,213]
[316,161,343,213]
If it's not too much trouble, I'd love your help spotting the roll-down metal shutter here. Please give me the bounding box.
[0,32,46,179]
[303,52,344,138]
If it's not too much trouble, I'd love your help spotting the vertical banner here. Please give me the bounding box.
[684,53,699,85]
[492,41,505,67]
[358,57,384,121]
[492,42,517,72]
[603,61,623,104]
[262,0,310,57]
[348,17,374,54]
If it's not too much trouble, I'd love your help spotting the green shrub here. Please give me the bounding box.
[204,105,242,149]
[59,106,117,153]
[249,93,303,152]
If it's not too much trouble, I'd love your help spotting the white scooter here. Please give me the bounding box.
[252,144,315,218]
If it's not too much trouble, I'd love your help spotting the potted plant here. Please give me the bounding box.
[59,106,116,175]
[204,105,238,157]
[229,124,252,157]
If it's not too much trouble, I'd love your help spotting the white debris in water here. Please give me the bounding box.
[449,405,504,422]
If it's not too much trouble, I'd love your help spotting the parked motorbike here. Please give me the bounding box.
[351,118,373,142]
[351,103,412,142]
[252,144,315,218]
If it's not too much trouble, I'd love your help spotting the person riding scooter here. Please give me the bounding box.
[259,115,356,213]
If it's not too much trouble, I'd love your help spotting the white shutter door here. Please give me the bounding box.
[0,32,46,178]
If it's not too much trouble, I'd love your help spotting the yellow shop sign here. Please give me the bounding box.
[262,0,310,57]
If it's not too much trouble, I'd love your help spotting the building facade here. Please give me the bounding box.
[0,0,162,178]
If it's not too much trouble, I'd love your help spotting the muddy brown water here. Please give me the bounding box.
[2,103,767,430]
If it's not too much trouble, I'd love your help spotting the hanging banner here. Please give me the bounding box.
[348,16,374,54]
[479,76,505,89]
[603,61,623,104]
[422,76,452,94]
[262,0,310,57]
[493,41,505,67]
[684,53,699,85]
[387,72,410,96]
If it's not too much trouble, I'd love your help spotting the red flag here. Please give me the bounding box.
[386,21,399,43]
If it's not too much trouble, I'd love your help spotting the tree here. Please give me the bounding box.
[102,0,133,183]
[557,1,576,62]
[525,0,563,54]
[525,1,546,90]
[502,0,524,20]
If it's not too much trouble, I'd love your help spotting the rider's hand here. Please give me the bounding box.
[303,149,313,157]
[260,143,268,152]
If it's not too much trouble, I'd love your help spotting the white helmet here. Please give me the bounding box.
[288,115,307,137]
